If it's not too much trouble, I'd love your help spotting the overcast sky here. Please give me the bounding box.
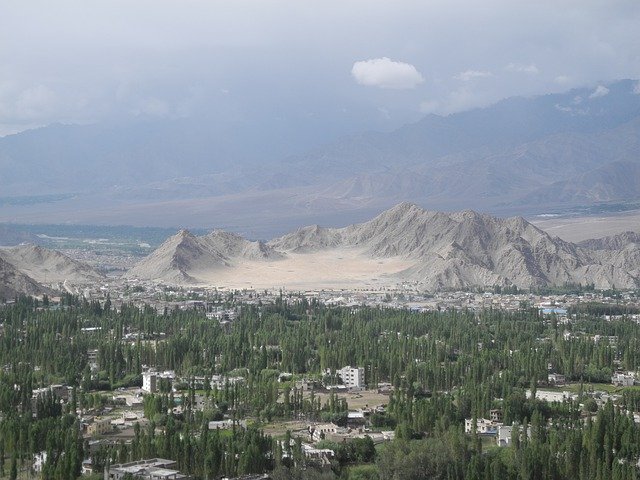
[1,0,639,137]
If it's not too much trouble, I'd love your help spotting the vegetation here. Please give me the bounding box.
[1,294,640,478]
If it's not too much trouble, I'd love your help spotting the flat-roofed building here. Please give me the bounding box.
[338,366,364,389]
[104,458,191,480]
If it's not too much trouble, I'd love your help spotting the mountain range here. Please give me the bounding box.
[125,203,640,291]
[1,80,639,237]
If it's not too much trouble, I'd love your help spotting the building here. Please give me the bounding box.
[497,425,513,447]
[548,373,566,385]
[497,424,531,447]
[464,418,500,435]
[338,366,364,389]
[612,372,635,387]
[87,417,112,436]
[142,370,175,393]
[142,371,157,393]
[104,458,192,480]
[489,409,503,423]
[208,419,247,430]
[311,423,339,442]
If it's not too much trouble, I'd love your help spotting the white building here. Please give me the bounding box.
[497,425,513,446]
[142,371,156,393]
[612,372,635,387]
[338,366,364,389]
[496,425,531,447]
[548,373,566,385]
[464,418,500,435]
[142,370,175,393]
[311,423,339,442]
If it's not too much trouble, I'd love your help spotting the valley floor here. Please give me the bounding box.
[192,247,414,290]
[531,209,640,242]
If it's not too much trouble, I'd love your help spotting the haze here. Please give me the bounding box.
[2,0,640,138]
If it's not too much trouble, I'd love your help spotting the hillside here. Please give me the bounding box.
[0,257,50,300]
[125,230,282,284]
[0,244,105,285]
[127,203,640,290]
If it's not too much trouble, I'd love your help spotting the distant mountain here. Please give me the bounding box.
[127,203,640,290]
[1,80,639,233]
[0,244,104,285]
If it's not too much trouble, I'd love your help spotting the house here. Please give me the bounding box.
[33,451,47,473]
[464,418,500,435]
[612,372,635,387]
[311,423,339,442]
[86,417,112,436]
[82,458,95,475]
[497,425,513,447]
[489,409,503,422]
[104,458,192,479]
[548,373,566,385]
[208,419,247,430]
[347,410,367,426]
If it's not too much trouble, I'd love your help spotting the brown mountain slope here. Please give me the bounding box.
[125,229,283,284]
[127,203,640,290]
[0,244,104,285]
[0,257,50,300]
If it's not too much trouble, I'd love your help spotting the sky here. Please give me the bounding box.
[1,0,640,138]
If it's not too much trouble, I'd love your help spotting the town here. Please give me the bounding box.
[1,284,640,479]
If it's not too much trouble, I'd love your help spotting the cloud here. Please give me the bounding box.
[453,70,493,81]
[589,85,609,98]
[504,63,539,74]
[351,57,424,89]
[633,81,640,94]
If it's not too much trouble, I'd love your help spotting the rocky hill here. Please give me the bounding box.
[0,244,104,286]
[128,203,640,290]
[125,229,282,284]
[0,257,50,300]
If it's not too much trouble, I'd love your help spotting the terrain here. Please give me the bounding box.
[1,80,640,237]
[126,203,640,290]
[0,244,104,296]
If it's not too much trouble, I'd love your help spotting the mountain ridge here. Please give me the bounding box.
[1,80,640,235]
[126,203,640,290]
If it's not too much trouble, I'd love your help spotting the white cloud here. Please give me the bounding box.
[453,70,493,81]
[504,63,539,74]
[554,104,572,113]
[589,85,609,98]
[633,81,640,94]
[351,57,424,89]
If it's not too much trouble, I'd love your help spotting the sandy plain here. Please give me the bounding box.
[193,247,414,290]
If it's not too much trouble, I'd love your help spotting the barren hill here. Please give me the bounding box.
[127,203,640,290]
[125,229,283,284]
[0,257,50,300]
[0,244,105,285]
